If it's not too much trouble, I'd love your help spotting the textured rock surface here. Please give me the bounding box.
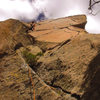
[36,34,100,100]
[0,15,100,100]
[0,19,34,55]
[0,54,65,100]
[29,15,87,50]
[34,15,87,31]
[16,45,42,56]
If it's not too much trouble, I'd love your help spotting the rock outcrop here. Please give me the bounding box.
[30,15,87,50]
[0,15,100,100]
[0,19,34,55]
[36,34,100,100]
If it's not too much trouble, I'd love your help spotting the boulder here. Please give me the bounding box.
[0,19,34,55]
[29,15,87,50]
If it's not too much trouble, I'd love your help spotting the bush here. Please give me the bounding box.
[36,52,43,56]
[22,50,37,67]
[22,50,43,68]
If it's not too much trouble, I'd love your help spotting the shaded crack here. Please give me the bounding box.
[56,39,71,50]
[47,44,60,50]
[44,75,81,100]
[66,27,80,33]
[47,83,81,100]
[72,23,86,29]
[59,26,69,29]
[57,30,80,50]
[48,31,80,53]
[0,52,8,59]
[35,25,83,33]
[47,39,71,51]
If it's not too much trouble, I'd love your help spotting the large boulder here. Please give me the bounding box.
[35,15,87,30]
[0,15,100,100]
[0,19,34,55]
[29,15,87,50]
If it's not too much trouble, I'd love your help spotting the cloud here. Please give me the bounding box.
[0,0,88,20]
[36,12,46,21]
[0,0,100,33]
[85,15,100,33]
[0,0,39,21]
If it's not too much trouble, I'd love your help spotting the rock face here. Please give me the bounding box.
[36,34,100,100]
[0,15,100,100]
[0,54,64,100]
[0,19,34,55]
[30,15,87,50]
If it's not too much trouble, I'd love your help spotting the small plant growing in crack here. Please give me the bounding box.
[36,52,44,56]
[22,50,43,69]
[22,50,37,67]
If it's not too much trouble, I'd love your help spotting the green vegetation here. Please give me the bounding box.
[22,50,43,67]
[36,52,43,56]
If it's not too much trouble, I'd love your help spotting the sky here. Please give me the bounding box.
[0,0,100,33]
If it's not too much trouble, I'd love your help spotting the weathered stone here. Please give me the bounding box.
[35,15,87,30]
[0,19,34,54]
[0,15,100,100]
[16,45,42,56]
[0,54,66,100]
[36,34,100,100]
[29,15,87,50]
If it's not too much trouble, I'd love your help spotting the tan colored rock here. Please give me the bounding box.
[35,15,86,30]
[31,28,78,43]
[26,45,42,55]
[16,45,42,56]
[36,34,100,100]
[29,15,87,50]
[0,54,66,100]
[1,15,100,100]
[0,19,34,55]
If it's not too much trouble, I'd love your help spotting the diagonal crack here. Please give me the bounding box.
[47,83,81,100]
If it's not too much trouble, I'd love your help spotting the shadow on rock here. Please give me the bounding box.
[81,53,100,100]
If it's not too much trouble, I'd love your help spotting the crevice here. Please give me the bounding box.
[58,39,71,49]
[14,43,23,51]
[0,52,8,59]
[72,23,86,29]
[47,43,61,50]
[66,27,80,33]
[48,31,80,52]
[47,83,81,100]
[45,76,81,100]
[59,26,78,31]
[47,39,71,51]
[59,26,69,29]
[27,34,35,44]
[70,18,86,29]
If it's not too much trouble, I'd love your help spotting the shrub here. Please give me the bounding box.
[22,50,37,67]
[36,52,43,56]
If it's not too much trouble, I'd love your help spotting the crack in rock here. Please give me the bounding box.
[48,83,81,100]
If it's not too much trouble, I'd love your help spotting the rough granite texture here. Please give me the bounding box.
[0,15,100,100]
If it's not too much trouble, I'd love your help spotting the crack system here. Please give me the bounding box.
[47,83,81,100]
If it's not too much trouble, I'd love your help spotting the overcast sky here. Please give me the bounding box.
[0,0,100,33]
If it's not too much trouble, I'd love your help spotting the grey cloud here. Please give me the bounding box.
[0,0,100,33]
